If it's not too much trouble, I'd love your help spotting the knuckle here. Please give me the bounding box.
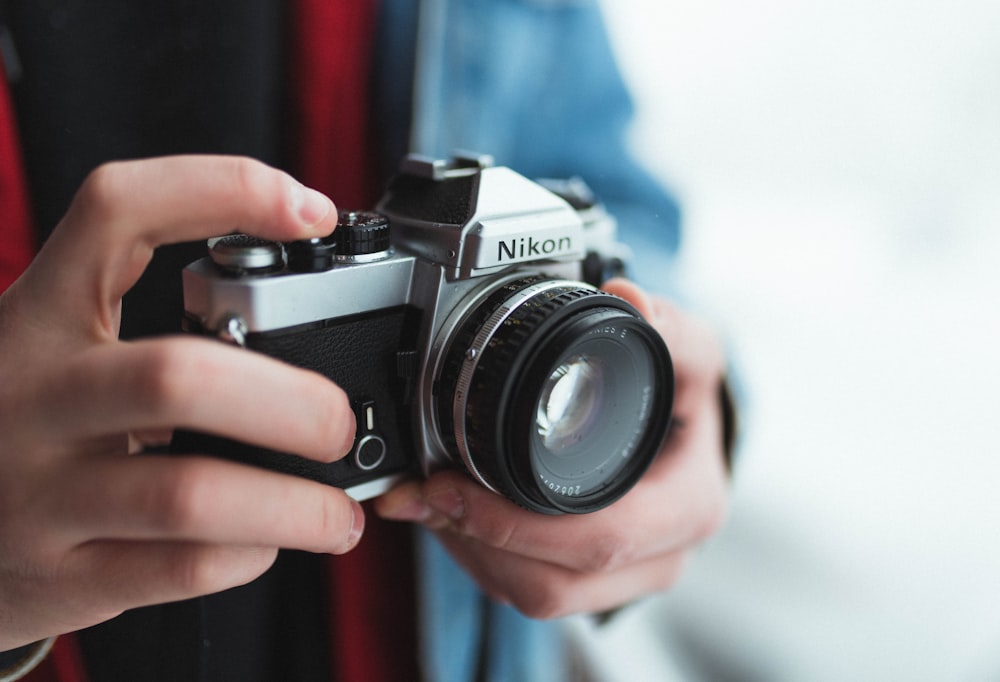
[226,155,269,194]
[510,580,574,621]
[166,547,220,594]
[221,156,288,223]
[73,161,131,224]
[578,533,636,573]
[130,344,184,408]
[472,515,518,553]
[167,546,278,595]
[130,342,209,421]
[142,464,211,535]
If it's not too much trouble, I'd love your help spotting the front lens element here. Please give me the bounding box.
[537,354,605,452]
[520,309,665,510]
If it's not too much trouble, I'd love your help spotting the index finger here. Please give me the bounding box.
[49,454,364,555]
[26,155,337,328]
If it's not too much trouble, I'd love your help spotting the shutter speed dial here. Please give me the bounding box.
[335,210,392,262]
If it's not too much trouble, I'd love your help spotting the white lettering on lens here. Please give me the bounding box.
[539,474,583,496]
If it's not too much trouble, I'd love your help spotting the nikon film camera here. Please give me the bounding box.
[174,153,674,514]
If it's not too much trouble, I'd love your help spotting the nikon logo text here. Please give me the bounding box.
[497,235,573,262]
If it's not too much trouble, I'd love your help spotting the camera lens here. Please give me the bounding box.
[437,276,674,514]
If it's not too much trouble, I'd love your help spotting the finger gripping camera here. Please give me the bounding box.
[174,153,674,514]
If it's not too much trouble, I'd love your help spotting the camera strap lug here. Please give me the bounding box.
[216,314,248,347]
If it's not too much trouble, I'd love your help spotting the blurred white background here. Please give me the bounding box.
[571,1,1000,680]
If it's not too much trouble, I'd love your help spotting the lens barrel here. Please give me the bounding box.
[437,276,674,514]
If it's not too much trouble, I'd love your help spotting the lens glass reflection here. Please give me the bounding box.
[536,355,605,452]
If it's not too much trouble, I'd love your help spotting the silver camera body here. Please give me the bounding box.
[176,153,673,514]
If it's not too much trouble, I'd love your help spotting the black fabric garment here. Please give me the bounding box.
[5,0,287,340]
[5,0,287,239]
[368,0,420,193]
[76,551,333,682]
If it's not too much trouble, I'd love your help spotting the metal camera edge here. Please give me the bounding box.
[175,153,673,515]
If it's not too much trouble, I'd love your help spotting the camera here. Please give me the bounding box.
[173,153,674,514]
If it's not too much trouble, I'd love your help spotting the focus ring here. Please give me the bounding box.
[436,275,548,458]
[462,290,628,510]
[463,287,592,496]
[438,276,628,511]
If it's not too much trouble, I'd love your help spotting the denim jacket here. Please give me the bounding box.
[381,1,682,680]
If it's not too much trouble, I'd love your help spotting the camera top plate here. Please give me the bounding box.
[378,153,586,280]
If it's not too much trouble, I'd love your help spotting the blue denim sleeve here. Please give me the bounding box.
[407,0,682,294]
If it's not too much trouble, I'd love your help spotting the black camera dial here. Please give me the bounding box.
[334,210,391,262]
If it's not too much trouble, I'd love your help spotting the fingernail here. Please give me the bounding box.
[290,181,333,227]
[337,416,357,460]
[427,488,465,523]
[343,499,365,551]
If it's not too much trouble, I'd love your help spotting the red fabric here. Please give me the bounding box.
[0,55,36,293]
[287,0,382,210]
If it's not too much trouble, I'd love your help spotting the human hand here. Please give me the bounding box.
[375,278,730,618]
[0,156,363,650]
